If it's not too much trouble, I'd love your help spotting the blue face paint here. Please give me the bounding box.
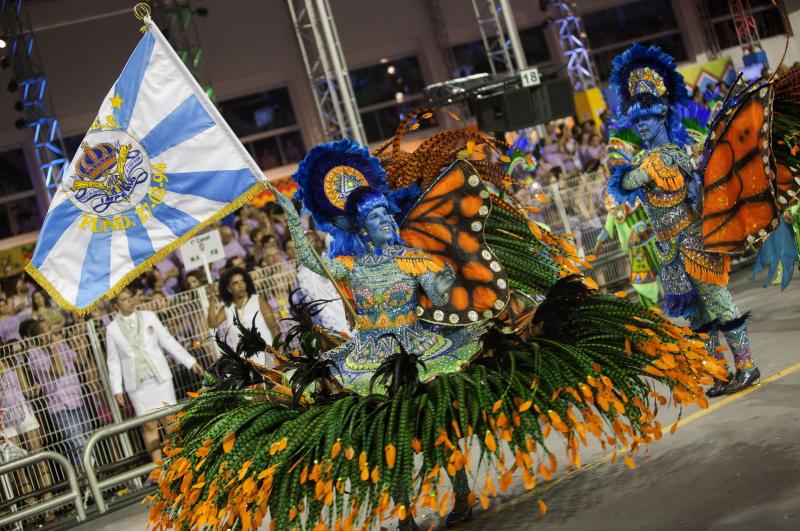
[361,206,396,249]
[634,114,670,147]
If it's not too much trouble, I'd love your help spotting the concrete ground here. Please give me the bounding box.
[66,268,800,530]
[456,268,800,531]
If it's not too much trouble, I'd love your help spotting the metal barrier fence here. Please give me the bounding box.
[0,263,301,528]
[0,174,635,527]
[83,405,182,514]
[0,319,130,507]
[0,451,85,527]
[252,260,300,339]
[516,172,632,291]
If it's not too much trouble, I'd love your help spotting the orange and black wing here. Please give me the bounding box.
[703,86,779,253]
[774,162,800,209]
[400,159,509,325]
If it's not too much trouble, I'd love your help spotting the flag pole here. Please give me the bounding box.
[263,183,359,322]
[132,3,358,323]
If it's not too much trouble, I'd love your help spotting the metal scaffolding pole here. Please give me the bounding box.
[286,0,366,144]
[151,0,215,100]
[314,0,365,144]
[545,1,598,92]
[729,0,762,53]
[498,0,527,71]
[1,0,69,201]
[470,0,526,74]
[697,0,721,59]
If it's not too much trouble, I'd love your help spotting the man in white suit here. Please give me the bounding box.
[106,288,204,464]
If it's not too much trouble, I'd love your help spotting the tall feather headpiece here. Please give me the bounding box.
[292,139,392,257]
[292,139,389,235]
[609,43,690,146]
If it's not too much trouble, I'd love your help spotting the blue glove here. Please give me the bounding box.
[752,218,799,291]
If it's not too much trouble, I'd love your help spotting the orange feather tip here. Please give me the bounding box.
[582,277,598,290]
[537,498,548,516]
[484,431,497,452]
[222,433,235,454]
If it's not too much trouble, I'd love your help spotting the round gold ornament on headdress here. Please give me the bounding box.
[323,165,368,210]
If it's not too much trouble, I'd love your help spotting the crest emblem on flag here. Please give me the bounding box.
[66,133,152,215]
[26,16,266,313]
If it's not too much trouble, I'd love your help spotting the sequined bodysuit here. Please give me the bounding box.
[622,144,753,369]
[286,213,481,393]
[624,145,729,297]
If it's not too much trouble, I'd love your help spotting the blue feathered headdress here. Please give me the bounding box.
[609,43,690,147]
[293,139,414,258]
[292,139,389,233]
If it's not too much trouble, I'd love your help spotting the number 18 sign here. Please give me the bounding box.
[519,67,541,88]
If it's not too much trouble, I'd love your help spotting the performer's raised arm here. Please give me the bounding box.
[272,189,348,280]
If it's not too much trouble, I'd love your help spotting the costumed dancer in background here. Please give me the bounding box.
[593,195,660,308]
[607,43,758,397]
[598,101,711,308]
[106,288,205,465]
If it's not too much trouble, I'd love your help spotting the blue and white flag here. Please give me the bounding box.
[26,18,265,313]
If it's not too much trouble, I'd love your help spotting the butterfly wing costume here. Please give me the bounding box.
[700,68,800,288]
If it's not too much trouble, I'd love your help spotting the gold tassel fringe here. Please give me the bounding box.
[25,181,267,315]
[682,248,730,286]
[394,251,445,277]
[642,152,684,192]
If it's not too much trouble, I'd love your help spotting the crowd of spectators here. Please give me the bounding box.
[0,197,344,522]
[535,116,608,185]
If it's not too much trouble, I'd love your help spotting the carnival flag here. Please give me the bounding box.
[26,17,265,313]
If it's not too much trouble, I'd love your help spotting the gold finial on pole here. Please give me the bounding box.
[133,3,152,33]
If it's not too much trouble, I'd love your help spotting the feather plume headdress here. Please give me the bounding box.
[609,43,691,147]
[291,139,405,257]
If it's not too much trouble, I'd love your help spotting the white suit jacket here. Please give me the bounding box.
[106,311,196,394]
